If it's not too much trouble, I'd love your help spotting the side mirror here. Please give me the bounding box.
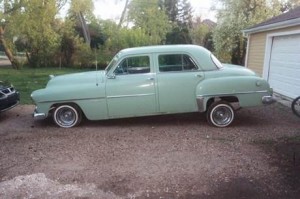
[107,74,116,79]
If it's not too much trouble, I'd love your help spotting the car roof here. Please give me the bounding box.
[119,44,209,55]
[117,45,217,71]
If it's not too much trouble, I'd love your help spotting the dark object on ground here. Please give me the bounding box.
[0,80,20,112]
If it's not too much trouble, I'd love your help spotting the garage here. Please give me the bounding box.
[243,6,300,99]
[268,34,300,98]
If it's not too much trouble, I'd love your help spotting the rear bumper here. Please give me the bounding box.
[262,96,276,105]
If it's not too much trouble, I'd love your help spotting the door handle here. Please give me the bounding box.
[147,77,155,81]
[195,74,202,78]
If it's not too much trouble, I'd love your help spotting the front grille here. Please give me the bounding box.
[1,87,15,95]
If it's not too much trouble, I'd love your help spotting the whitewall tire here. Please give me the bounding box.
[207,101,235,128]
[53,104,82,128]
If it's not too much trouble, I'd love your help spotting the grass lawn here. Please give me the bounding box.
[0,66,88,104]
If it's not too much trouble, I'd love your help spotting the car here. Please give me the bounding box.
[31,45,275,128]
[0,81,20,112]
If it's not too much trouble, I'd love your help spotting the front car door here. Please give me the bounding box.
[106,54,157,118]
[155,53,204,113]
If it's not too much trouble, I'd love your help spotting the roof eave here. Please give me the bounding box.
[243,18,300,35]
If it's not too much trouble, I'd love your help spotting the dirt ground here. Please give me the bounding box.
[0,103,299,199]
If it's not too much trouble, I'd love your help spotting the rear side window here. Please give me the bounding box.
[114,56,150,75]
[158,54,198,72]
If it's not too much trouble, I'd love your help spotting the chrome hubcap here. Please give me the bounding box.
[56,108,76,126]
[212,106,233,126]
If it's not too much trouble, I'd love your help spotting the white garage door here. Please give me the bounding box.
[268,34,300,99]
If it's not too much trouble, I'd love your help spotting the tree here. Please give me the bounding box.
[0,0,25,69]
[118,0,130,28]
[162,0,179,24]
[0,0,69,69]
[177,0,193,29]
[280,0,300,11]
[128,0,171,44]
[190,17,215,50]
[213,0,284,65]
[161,0,193,44]
[0,0,70,68]
[6,0,62,67]
[68,0,94,21]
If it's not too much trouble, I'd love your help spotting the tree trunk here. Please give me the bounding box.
[118,0,130,28]
[0,26,19,69]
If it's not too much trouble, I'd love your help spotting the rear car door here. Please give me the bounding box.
[155,53,204,113]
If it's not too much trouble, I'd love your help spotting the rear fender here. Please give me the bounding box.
[196,76,271,112]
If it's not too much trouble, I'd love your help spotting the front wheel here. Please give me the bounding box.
[53,104,82,128]
[292,96,300,118]
[206,101,235,127]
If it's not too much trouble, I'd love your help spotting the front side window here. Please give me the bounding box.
[158,54,198,72]
[105,54,119,74]
[114,56,150,75]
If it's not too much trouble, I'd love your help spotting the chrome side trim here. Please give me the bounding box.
[196,97,205,112]
[39,97,106,103]
[107,93,155,99]
[196,90,271,112]
[39,93,155,103]
[197,90,269,98]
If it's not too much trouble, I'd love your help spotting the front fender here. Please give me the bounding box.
[31,83,107,120]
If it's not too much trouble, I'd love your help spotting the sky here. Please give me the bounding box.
[93,0,217,22]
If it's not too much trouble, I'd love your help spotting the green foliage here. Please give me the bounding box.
[58,17,96,68]
[190,19,210,46]
[281,0,300,11]
[89,20,106,49]
[5,0,61,67]
[128,0,171,44]
[72,38,94,68]
[105,27,152,54]
[213,0,285,64]
[69,0,94,21]
[0,0,195,69]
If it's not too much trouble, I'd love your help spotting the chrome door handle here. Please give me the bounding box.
[147,77,155,81]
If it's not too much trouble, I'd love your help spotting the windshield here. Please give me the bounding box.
[105,54,119,74]
[211,54,223,69]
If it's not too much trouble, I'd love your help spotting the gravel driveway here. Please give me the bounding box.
[0,103,299,199]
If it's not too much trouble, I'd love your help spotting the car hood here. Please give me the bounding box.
[221,64,256,76]
[46,70,105,87]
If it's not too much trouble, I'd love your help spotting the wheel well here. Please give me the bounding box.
[50,103,85,117]
[206,96,239,110]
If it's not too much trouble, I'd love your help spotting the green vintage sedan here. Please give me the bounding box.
[31,45,275,128]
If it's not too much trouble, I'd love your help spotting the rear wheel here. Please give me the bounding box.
[206,101,235,127]
[53,104,82,128]
[292,96,300,118]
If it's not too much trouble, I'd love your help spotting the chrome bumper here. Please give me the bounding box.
[262,96,276,105]
[33,108,47,120]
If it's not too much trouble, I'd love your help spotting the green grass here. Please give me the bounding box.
[0,67,88,104]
